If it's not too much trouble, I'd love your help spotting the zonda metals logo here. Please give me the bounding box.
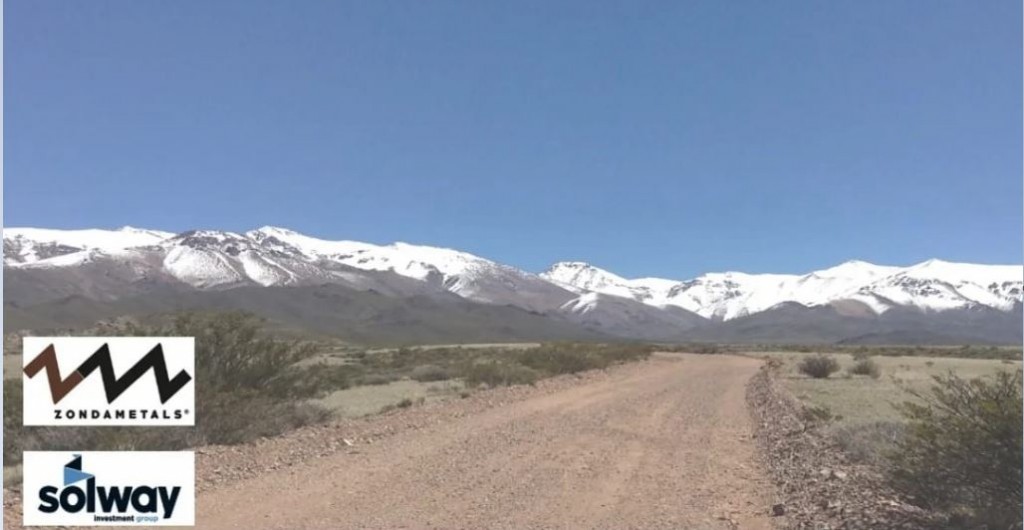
[22,337,195,426]
[25,343,192,404]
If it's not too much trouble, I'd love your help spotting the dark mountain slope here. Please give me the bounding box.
[4,283,608,345]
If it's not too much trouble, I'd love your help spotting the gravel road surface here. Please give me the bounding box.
[197,353,774,529]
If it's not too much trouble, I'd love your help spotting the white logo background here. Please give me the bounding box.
[22,451,195,526]
[22,337,195,426]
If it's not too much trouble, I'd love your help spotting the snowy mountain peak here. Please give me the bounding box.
[543,262,634,296]
[546,261,634,277]
[542,262,680,305]
[168,229,248,243]
[815,260,899,278]
[252,225,300,236]
[4,226,175,266]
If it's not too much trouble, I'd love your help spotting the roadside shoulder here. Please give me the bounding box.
[745,365,941,529]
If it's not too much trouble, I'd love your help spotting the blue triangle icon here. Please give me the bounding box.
[64,467,93,486]
[64,455,93,486]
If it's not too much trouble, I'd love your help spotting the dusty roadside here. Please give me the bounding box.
[745,365,940,529]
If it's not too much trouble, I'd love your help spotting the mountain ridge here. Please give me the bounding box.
[4,226,1022,344]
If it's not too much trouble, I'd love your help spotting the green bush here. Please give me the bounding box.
[890,370,1022,528]
[162,312,317,398]
[849,358,882,379]
[797,355,840,379]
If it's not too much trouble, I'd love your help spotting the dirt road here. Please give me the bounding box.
[198,354,774,529]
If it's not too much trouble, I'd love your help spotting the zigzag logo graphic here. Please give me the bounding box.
[23,343,193,405]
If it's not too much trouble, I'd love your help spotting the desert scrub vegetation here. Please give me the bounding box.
[4,312,333,469]
[889,370,1022,528]
[463,361,540,387]
[409,364,452,382]
[848,357,881,378]
[797,354,840,379]
[337,341,655,388]
[736,343,1022,360]
[800,403,840,424]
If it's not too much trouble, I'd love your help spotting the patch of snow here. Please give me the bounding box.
[4,226,173,265]
[162,246,243,288]
[239,251,290,287]
[560,292,602,315]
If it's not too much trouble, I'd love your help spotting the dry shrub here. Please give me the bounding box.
[410,364,452,382]
[849,358,882,379]
[798,355,840,379]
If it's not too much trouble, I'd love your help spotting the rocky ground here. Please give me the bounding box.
[745,364,944,530]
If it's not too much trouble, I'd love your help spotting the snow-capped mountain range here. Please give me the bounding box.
[4,226,1022,343]
[4,226,574,313]
[542,260,1023,319]
[6,226,1022,318]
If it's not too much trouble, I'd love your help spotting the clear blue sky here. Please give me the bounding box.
[6,1,1022,278]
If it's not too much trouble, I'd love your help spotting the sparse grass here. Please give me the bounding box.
[833,421,905,465]
[801,404,840,424]
[359,373,399,386]
[314,379,464,418]
[346,341,653,392]
[762,352,1021,425]
[686,343,1022,360]
[410,364,452,382]
[759,350,1022,526]
[464,361,540,387]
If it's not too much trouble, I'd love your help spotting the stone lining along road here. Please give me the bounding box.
[195,353,775,529]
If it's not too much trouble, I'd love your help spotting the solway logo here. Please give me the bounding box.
[22,337,195,426]
[23,451,195,526]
